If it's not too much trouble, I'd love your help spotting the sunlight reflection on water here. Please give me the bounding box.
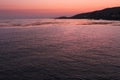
[0,19,120,80]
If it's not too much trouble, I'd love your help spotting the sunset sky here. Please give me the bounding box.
[0,0,120,18]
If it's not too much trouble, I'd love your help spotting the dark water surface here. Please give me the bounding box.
[0,19,120,80]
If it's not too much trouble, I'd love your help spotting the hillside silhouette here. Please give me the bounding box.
[58,7,120,20]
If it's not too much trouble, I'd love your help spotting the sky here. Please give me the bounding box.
[0,0,120,18]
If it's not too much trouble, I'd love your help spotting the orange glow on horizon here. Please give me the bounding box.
[0,0,120,18]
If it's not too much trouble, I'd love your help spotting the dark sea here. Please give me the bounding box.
[0,19,120,80]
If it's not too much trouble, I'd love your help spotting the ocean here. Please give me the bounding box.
[0,19,120,80]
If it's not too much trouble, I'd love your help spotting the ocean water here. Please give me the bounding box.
[0,19,120,80]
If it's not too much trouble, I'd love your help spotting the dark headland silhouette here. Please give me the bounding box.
[57,7,120,20]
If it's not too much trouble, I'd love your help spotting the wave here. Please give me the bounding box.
[0,22,63,27]
[0,19,120,27]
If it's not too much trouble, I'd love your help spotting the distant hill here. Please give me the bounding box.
[57,7,120,20]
